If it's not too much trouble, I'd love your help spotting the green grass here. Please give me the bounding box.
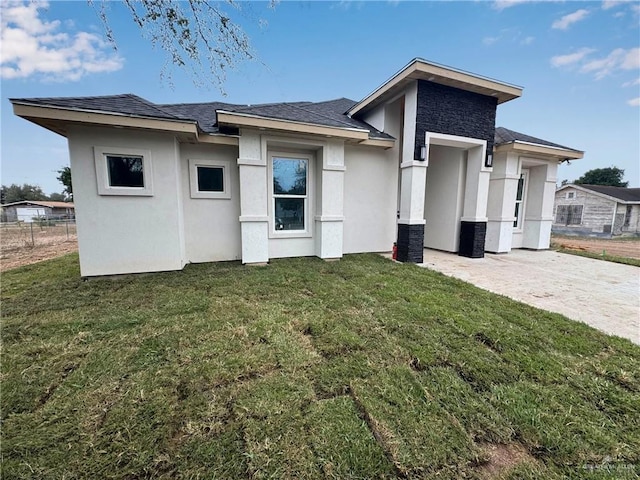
[552,245,640,267]
[2,253,639,479]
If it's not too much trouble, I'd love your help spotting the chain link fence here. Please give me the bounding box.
[0,217,77,250]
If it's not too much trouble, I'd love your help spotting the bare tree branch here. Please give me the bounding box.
[88,0,276,93]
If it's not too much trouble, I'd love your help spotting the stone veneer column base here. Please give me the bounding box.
[397,224,424,263]
[459,221,487,258]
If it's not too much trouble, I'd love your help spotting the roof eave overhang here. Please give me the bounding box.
[11,102,239,146]
[494,141,583,160]
[348,59,523,117]
[217,110,394,148]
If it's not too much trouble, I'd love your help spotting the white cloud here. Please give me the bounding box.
[0,0,123,81]
[550,48,596,67]
[552,47,640,82]
[602,0,625,10]
[492,0,532,10]
[628,97,640,107]
[581,47,640,79]
[483,36,500,46]
[522,36,535,45]
[552,9,590,30]
[623,77,640,87]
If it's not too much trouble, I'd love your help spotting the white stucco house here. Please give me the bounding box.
[11,58,583,277]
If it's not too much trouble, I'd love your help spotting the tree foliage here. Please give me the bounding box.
[48,192,67,202]
[574,167,628,187]
[90,0,275,92]
[56,166,73,201]
[1,184,49,204]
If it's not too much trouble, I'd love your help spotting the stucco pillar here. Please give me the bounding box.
[238,130,269,264]
[315,140,345,259]
[486,151,520,253]
[397,160,427,262]
[459,145,491,258]
[522,163,557,249]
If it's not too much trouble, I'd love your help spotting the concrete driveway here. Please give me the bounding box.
[419,249,640,345]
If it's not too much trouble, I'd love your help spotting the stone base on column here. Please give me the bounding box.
[459,221,486,258]
[397,224,424,263]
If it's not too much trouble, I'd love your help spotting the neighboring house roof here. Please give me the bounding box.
[1,200,75,209]
[11,94,392,141]
[557,184,640,204]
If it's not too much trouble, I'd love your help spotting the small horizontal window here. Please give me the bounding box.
[94,146,153,196]
[189,159,231,199]
[107,155,144,188]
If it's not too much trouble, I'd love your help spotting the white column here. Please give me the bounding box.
[315,139,345,259]
[486,151,520,253]
[523,162,557,249]
[461,145,491,223]
[238,130,269,264]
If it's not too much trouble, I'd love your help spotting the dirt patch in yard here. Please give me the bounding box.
[477,443,536,478]
[551,235,640,259]
[1,223,78,272]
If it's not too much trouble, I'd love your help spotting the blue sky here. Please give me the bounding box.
[2,0,639,195]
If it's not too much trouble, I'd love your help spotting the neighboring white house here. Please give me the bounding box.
[1,200,75,223]
[553,184,640,237]
[10,58,583,276]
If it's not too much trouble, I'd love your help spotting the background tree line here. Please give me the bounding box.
[1,167,73,204]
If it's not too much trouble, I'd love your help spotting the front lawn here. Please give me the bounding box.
[1,253,639,479]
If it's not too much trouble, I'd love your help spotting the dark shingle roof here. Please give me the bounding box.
[157,101,239,134]
[11,94,185,121]
[495,127,580,152]
[13,94,392,140]
[575,185,640,202]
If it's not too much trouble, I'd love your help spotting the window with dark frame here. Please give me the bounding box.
[555,205,583,225]
[624,205,632,227]
[106,155,144,188]
[197,166,224,192]
[513,173,526,228]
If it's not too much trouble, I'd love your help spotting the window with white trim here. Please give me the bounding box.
[269,152,312,235]
[188,159,231,199]
[567,191,575,199]
[94,146,153,196]
[513,170,528,229]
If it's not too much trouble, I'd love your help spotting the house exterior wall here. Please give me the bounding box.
[552,187,616,236]
[67,125,185,276]
[621,205,640,235]
[343,145,397,254]
[423,145,466,252]
[179,143,242,263]
[414,80,497,162]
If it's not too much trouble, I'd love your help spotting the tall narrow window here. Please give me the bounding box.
[272,156,309,232]
[513,171,527,229]
[624,205,632,227]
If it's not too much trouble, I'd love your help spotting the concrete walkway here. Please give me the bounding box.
[419,249,640,345]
